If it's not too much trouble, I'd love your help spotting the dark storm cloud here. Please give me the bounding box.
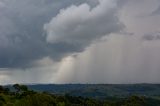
[0,0,87,68]
[0,0,123,68]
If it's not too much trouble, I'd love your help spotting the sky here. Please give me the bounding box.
[0,0,160,84]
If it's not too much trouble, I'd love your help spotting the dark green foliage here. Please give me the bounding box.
[0,84,160,106]
[121,96,146,106]
[13,84,21,93]
[14,93,56,106]
[0,95,5,104]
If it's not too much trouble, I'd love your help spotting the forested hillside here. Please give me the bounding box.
[1,84,160,106]
[25,84,160,99]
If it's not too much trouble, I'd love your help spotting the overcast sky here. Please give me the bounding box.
[0,0,160,84]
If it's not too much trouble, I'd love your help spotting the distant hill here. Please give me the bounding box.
[7,84,160,99]
[1,84,160,106]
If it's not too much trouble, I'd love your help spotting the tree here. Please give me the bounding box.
[20,85,28,92]
[13,84,21,93]
[0,86,4,93]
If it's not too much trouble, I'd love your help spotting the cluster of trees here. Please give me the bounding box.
[0,84,160,106]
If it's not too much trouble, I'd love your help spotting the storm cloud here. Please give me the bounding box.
[0,0,122,68]
[1,0,160,84]
[44,0,123,44]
